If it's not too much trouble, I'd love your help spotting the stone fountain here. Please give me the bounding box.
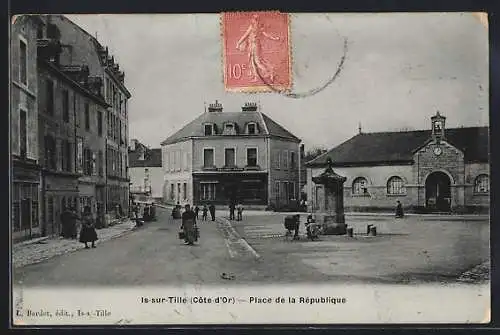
[312,157,347,235]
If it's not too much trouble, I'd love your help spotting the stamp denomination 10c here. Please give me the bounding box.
[221,11,292,93]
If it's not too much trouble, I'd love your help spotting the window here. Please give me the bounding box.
[204,124,213,136]
[224,123,236,135]
[474,174,489,194]
[97,111,103,136]
[74,94,79,127]
[289,182,295,200]
[46,79,54,115]
[84,103,90,130]
[387,176,405,195]
[201,183,216,201]
[19,109,27,158]
[76,137,83,173]
[19,39,27,85]
[203,148,214,168]
[37,27,44,39]
[247,123,256,135]
[177,183,181,200]
[247,148,257,167]
[98,150,103,176]
[352,177,369,195]
[92,152,97,176]
[276,151,281,169]
[61,140,71,172]
[224,148,236,167]
[183,183,187,200]
[274,181,280,202]
[290,152,296,169]
[44,135,56,170]
[170,183,175,200]
[283,181,289,201]
[62,90,69,122]
[283,150,288,169]
[107,111,111,136]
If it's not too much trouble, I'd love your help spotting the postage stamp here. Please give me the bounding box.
[221,11,292,93]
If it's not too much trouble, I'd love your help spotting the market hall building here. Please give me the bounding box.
[161,101,302,210]
[306,112,489,214]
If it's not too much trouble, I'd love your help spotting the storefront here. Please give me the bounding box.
[193,172,268,206]
[42,172,79,237]
[12,160,41,242]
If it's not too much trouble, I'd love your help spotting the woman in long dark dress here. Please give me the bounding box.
[79,206,98,248]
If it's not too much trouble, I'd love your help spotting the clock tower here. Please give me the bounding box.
[431,111,446,143]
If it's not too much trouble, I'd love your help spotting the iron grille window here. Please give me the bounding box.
[475,175,489,193]
[387,176,405,195]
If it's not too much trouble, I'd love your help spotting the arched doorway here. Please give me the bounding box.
[425,171,452,212]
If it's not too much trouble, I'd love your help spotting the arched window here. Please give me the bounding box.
[387,176,406,195]
[352,177,368,195]
[474,174,489,193]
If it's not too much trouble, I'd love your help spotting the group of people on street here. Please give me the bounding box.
[175,202,216,222]
[229,202,244,221]
[60,206,98,249]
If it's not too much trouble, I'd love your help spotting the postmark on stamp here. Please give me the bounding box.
[221,11,292,93]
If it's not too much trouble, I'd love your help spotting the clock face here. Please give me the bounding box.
[434,147,442,156]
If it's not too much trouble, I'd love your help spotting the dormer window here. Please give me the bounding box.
[204,124,213,136]
[223,123,236,135]
[247,123,257,135]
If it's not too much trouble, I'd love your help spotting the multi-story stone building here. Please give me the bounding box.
[128,139,163,200]
[46,14,131,218]
[161,101,302,210]
[36,19,110,236]
[11,15,44,241]
[306,112,489,213]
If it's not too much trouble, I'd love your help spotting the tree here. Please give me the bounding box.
[304,146,328,163]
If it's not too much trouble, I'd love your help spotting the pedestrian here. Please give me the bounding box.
[181,204,197,245]
[194,205,200,219]
[229,202,235,220]
[79,206,98,249]
[236,202,244,221]
[209,203,216,221]
[395,200,404,218]
[202,205,208,221]
[69,206,80,239]
[133,204,143,227]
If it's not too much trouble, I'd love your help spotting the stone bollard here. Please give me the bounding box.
[367,224,373,235]
[369,226,377,236]
[347,227,353,237]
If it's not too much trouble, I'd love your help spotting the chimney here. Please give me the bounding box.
[208,100,223,113]
[242,102,258,112]
[300,144,305,157]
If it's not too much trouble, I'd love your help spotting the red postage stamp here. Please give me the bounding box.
[221,11,292,93]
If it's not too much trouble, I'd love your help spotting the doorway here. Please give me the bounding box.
[425,171,452,212]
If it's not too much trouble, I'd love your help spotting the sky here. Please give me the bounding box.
[66,12,489,150]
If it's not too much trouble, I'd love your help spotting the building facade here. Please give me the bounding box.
[161,102,301,210]
[129,139,163,200]
[47,14,131,218]
[306,112,490,214]
[37,18,110,236]
[11,15,43,241]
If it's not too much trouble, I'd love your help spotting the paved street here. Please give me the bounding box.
[228,212,490,284]
[13,207,489,286]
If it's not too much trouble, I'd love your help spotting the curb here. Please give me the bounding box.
[216,217,261,260]
[14,236,50,247]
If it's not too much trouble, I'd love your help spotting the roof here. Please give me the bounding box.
[307,126,489,167]
[129,148,162,168]
[161,111,300,145]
